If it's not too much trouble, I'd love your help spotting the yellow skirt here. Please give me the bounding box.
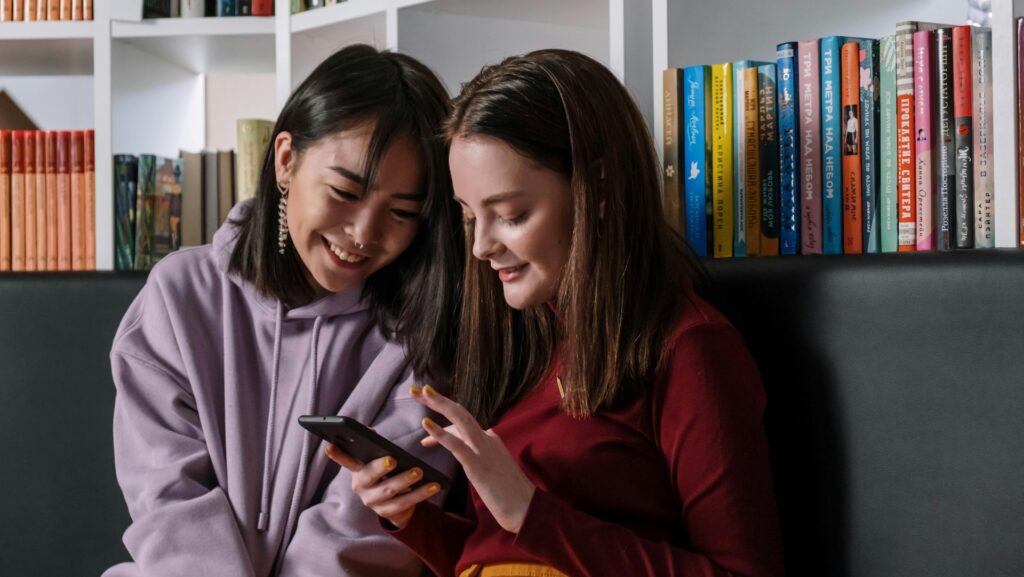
[458,563,570,577]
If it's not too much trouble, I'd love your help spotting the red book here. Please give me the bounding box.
[70,131,84,271]
[11,131,25,271]
[253,0,273,16]
[85,130,95,270]
[841,42,863,254]
[35,131,46,268]
[56,131,71,271]
[0,130,10,271]
[952,26,974,249]
[45,131,58,271]
[24,131,37,271]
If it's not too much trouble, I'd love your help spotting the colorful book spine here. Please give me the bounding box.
[732,62,749,256]
[0,131,8,271]
[217,0,235,16]
[1019,17,1024,246]
[70,131,84,271]
[11,131,25,272]
[879,35,899,252]
[24,131,36,271]
[34,131,45,269]
[758,63,779,256]
[841,41,863,254]
[859,39,881,253]
[896,22,918,251]
[742,64,762,256]
[952,25,974,249]
[682,65,711,256]
[934,28,955,252]
[662,68,685,235]
[711,62,734,258]
[152,157,183,262]
[253,0,272,16]
[820,36,845,254]
[45,131,57,271]
[776,42,800,255]
[134,155,156,271]
[972,27,993,248]
[913,30,935,251]
[56,131,71,271]
[798,39,822,254]
[85,130,95,270]
[114,155,138,271]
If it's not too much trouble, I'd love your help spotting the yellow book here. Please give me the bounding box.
[743,65,761,256]
[711,63,733,258]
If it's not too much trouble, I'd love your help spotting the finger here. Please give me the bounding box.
[350,455,398,492]
[324,444,362,471]
[362,467,427,508]
[412,385,486,446]
[374,483,444,519]
[419,424,460,448]
[421,416,475,464]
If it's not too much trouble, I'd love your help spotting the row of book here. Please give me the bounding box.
[663,21,1012,257]
[0,0,91,20]
[115,117,273,270]
[291,0,346,15]
[143,0,273,18]
[0,130,96,272]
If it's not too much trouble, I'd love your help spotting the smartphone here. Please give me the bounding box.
[298,415,451,491]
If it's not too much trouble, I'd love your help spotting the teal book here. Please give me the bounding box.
[879,35,899,252]
[859,39,881,253]
[114,154,138,271]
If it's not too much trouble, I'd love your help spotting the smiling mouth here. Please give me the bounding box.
[323,237,368,264]
[496,263,528,282]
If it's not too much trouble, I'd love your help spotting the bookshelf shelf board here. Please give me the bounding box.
[111,16,275,39]
[401,0,607,30]
[0,20,95,40]
[290,0,433,34]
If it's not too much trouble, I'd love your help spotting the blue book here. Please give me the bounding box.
[682,65,711,257]
[217,0,236,16]
[757,64,780,254]
[819,36,844,254]
[732,60,773,256]
[776,42,801,255]
[859,39,881,253]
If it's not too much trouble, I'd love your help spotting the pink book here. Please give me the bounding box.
[913,30,935,250]
[798,39,822,254]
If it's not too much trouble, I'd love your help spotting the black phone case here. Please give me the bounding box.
[298,415,451,490]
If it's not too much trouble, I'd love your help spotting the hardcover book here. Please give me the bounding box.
[859,39,881,253]
[134,154,157,271]
[935,28,955,252]
[34,131,45,269]
[56,131,70,271]
[1,131,9,271]
[682,65,711,256]
[663,68,685,235]
[114,154,138,271]
[952,25,974,249]
[972,27,993,248]
[24,131,36,271]
[776,42,800,255]
[913,30,935,251]
[711,62,734,258]
[798,39,822,254]
[841,41,863,254]
[758,63,779,256]
[11,131,25,271]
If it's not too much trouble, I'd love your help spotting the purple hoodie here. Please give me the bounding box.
[104,202,454,577]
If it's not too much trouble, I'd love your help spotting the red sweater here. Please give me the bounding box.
[391,294,784,577]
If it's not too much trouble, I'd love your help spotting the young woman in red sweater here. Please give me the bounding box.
[327,49,784,577]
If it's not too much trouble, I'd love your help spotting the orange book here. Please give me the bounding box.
[59,0,69,20]
[84,0,91,20]
[71,0,80,20]
[70,131,84,271]
[12,0,22,20]
[26,0,37,21]
[56,131,71,271]
[841,42,864,254]
[11,131,25,271]
[1,0,12,21]
[24,131,36,271]
[0,130,10,271]
[743,66,761,256]
[85,130,95,270]
[46,0,57,20]
[45,132,58,271]
[35,0,45,20]
[35,131,46,267]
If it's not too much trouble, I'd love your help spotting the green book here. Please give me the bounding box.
[879,35,898,253]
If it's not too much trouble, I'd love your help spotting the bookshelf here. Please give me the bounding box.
[651,0,1023,248]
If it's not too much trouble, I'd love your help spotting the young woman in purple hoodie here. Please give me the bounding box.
[104,44,463,577]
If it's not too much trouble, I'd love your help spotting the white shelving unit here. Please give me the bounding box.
[652,0,1022,248]
[0,0,648,269]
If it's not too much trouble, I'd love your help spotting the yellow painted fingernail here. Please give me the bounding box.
[383,457,394,470]
[422,417,437,429]
[423,385,437,397]
[427,484,441,494]
[410,385,422,395]
[408,469,421,480]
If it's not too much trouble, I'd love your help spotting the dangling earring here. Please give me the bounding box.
[277,181,289,255]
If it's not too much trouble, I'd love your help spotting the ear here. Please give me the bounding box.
[274,131,294,186]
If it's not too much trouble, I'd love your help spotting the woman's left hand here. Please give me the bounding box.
[413,385,536,534]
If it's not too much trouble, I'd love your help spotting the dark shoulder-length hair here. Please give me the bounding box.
[229,43,463,378]
[446,49,705,425]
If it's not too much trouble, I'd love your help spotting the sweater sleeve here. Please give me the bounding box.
[387,501,477,577]
[510,322,784,577]
[110,349,256,577]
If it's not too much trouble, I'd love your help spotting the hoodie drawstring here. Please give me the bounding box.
[257,304,325,534]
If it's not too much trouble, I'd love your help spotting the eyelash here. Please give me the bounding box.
[499,213,527,226]
[329,186,359,201]
[331,186,419,222]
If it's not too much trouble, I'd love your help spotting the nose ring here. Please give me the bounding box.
[353,241,365,250]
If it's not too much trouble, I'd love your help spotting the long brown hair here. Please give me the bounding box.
[447,49,704,426]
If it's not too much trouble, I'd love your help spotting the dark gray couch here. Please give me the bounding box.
[2,252,1022,577]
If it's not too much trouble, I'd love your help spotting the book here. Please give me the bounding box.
[152,158,183,262]
[711,62,734,258]
[45,131,57,271]
[820,36,846,254]
[85,130,95,270]
[798,39,822,254]
[217,0,234,16]
[70,131,84,271]
[12,131,25,271]
[24,131,36,271]
[776,42,800,255]
[47,0,57,21]
[1020,18,1024,246]
[972,27,993,249]
[84,0,91,20]
[952,25,974,249]
[859,39,881,254]
[134,155,157,271]
[26,0,36,22]
[56,131,70,271]
[1,0,11,21]
[841,41,863,254]
[236,119,274,203]
[253,0,272,16]
[682,65,711,256]
[237,0,250,16]
[34,131,45,269]
[733,61,771,256]
[217,149,234,224]
[181,0,203,17]
[934,28,955,252]
[143,0,171,18]
[180,150,204,247]
[114,155,138,271]
[662,68,685,235]
[913,30,935,251]
[0,131,10,271]
[203,150,219,244]
[757,63,779,256]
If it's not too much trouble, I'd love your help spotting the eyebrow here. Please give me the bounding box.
[329,165,425,201]
[453,190,527,208]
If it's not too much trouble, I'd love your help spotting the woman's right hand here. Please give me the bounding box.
[324,444,442,529]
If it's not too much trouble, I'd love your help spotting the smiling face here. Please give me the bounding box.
[450,134,574,310]
[276,124,425,296]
